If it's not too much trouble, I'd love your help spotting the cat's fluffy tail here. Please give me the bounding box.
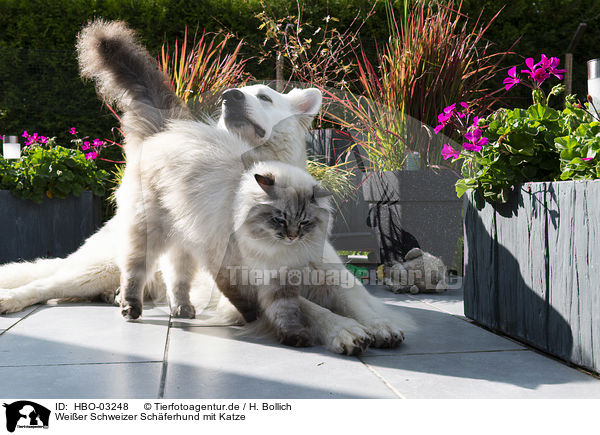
[76,19,190,147]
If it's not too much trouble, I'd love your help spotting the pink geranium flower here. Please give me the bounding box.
[463,128,489,152]
[441,144,460,160]
[539,54,566,79]
[503,66,521,91]
[85,151,98,160]
[521,57,551,85]
[69,127,77,135]
[581,157,593,162]
[82,141,90,151]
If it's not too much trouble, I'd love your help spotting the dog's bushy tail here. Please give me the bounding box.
[76,19,190,146]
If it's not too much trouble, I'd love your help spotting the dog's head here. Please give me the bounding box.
[218,85,322,145]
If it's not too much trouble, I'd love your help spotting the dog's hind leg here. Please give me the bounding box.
[0,262,120,314]
[0,257,67,289]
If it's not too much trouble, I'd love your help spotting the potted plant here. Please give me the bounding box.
[444,55,600,374]
[0,130,108,263]
[319,0,508,271]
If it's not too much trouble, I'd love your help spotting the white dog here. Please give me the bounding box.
[0,20,404,354]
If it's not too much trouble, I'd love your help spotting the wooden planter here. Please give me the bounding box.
[0,190,102,263]
[463,181,600,374]
[362,170,463,270]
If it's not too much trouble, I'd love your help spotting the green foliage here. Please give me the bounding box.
[458,94,600,203]
[0,141,108,203]
[306,159,354,200]
[460,0,600,108]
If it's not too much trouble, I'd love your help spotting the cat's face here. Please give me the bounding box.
[241,172,331,252]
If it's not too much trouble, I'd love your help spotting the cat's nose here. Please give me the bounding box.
[222,89,245,103]
[287,234,298,241]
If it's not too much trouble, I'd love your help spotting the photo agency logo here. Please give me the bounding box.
[3,401,50,433]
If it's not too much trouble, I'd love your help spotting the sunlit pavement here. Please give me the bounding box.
[1,286,599,399]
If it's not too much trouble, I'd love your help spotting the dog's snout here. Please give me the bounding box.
[222,89,245,103]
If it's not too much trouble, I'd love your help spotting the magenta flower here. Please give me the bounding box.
[82,141,90,151]
[69,127,77,135]
[22,131,29,138]
[441,144,460,160]
[39,136,48,144]
[434,104,457,134]
[92,138,104,148]
[443,103,456,114]
[521,57,550,85]
[472,116,480,127]
[539,54,566,79]
[85,151,98,160]
[581,157,593,162]
[463,128,488,152]
[503,66,521,91]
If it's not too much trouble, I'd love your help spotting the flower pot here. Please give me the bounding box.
[0,190,102,263]
[463,181,600,374]
[361,170,463,269]
[307,129,378,263]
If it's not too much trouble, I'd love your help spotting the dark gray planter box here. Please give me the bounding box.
[0,190,102,263]
[307,129,378,263]
[463,181,600,374]
[362,170,463,269]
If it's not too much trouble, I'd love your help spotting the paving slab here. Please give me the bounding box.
[360,295,524,357]
[0,305,39,330]
[0,362,162,399]
[163,326,397,399]
[361,350,600,398]
[0,304,169,366]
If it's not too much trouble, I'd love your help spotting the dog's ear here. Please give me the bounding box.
[288,88,322,116]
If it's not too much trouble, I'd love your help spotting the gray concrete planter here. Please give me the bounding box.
[362,170,463,269]
[463,181,600,374]
[0,190,102,263]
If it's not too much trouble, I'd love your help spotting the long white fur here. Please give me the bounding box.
[0,21,405,354]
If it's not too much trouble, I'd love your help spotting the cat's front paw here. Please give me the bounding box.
[171,303,196,319]
[121,300,142,320]
[279,328,313,347]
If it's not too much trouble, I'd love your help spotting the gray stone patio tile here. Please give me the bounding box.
[362,295,524,357]
[0,304,169,365]
[0,306,38,330]
[163,326,397,399]
[0,362,162,398]
[361,350,600,398]
[405,287,466,317]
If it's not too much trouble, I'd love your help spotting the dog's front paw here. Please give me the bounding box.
[0,292,29,314]
[279,328,313,347]
[324,317,372,356]
[171,303,196,319]
[360,318,404,348]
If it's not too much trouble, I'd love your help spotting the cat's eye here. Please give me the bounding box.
[258,94,272,103]
[272,217,286,225]
[299,220,310,226]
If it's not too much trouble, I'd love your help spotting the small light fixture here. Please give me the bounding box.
[2,135,21,159]
[588,59,600,120]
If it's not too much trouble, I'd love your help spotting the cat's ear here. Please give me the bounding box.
[288,88,322,116]
[254,173,275,194]
[312,184,332,201]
